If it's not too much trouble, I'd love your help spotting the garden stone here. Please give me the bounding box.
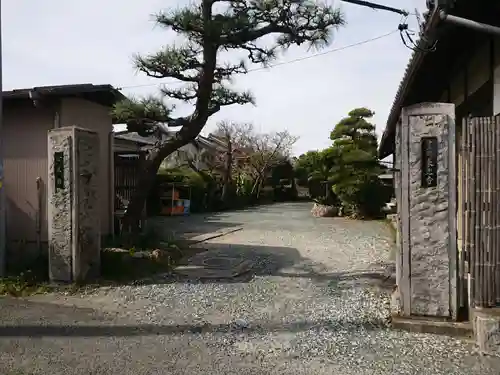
[311,203,338,217]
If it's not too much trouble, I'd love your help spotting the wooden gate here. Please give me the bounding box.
[113,151,146,233]
[114,152,144,209]
[461,116,500,308]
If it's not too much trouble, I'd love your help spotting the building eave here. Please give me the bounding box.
[3,83,126,108]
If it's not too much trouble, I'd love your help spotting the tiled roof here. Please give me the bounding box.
[114,131,157,146]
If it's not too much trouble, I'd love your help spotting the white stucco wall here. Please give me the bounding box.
[493,38,500,115]
[435,39,495,261]
[441,40,493,111]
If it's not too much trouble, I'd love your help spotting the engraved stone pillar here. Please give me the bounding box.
[48,127,101,283]
[397,103,458,319]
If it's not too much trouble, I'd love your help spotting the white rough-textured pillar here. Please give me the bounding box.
[494,64,500,115]
[398,103,458,319]
[392,119,403,315]
[47,127,101,283]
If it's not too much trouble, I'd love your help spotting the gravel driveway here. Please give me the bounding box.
[1,202,500,374]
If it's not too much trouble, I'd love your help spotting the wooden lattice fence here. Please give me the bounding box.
[461,116,500,308]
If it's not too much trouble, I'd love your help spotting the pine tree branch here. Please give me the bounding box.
[134,45,202,81]
[112,96,189,135]
[155,8,206,39]
[161,84,198,101]
[218,0,345,48]
[213,61,248,80]
[211,85,255,107]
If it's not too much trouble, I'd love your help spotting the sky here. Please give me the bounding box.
[3,0,427,156]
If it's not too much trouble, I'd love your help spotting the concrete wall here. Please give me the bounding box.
[4,98,114,255]
[494,38,500,115]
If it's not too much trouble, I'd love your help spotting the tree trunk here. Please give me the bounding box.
[221,139,232,203]
[256,178,264,199]
[251,175,260,196]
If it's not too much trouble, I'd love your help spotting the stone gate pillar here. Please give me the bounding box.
[396,103,458,319]
[47,127,101,283]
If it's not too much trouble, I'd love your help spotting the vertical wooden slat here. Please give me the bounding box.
[477,118,483,306]
[496,116,500,304]
[484,118,490,306]
[475,117,482,306]
[487,117,494,306]
[493,116,499,305]
[462,118,470,309]
[481,118,487,306]
[460,120,466,309]
[480,118,487,306]
[478,118,483,306]
[469,118,476,306]
[491,117,497,306]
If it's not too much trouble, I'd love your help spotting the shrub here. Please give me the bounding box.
[334,176,387,219]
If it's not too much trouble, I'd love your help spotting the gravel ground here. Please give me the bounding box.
[1,202,500,374]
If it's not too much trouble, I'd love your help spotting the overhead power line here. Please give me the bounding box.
[340,0,409,16]
[118,29,398,91]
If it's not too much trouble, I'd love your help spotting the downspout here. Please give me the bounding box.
[35,177,42,255]
[53,109,61,128]
[29,92,61,255]
[109,131,115,237]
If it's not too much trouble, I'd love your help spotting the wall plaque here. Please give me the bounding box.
[54,151,65,191]
[421,136,438,188]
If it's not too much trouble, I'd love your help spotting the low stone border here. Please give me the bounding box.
[473,308,500,357]
[391,315,473,338]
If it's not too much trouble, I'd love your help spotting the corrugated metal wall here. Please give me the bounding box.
[4,102,53,244]
[4,98,114,248]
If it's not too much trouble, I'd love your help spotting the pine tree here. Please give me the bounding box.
[112,0,345,231]
[329,108,385,218]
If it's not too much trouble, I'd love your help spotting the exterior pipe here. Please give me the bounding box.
[35,177,42,255]
[0,0,5,277]
[440,11,500,36]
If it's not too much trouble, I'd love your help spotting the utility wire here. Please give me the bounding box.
[117,29,398,91]
[340,0,409,16]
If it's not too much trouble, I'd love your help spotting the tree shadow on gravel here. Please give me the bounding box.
[268,256,395,294]
[126,243,307,286]
[0,318,388,338]
[104,242,395,292]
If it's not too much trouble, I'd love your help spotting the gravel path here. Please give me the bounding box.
[1,202,500,374]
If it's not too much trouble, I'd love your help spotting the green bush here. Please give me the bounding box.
[334,175,387,219]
